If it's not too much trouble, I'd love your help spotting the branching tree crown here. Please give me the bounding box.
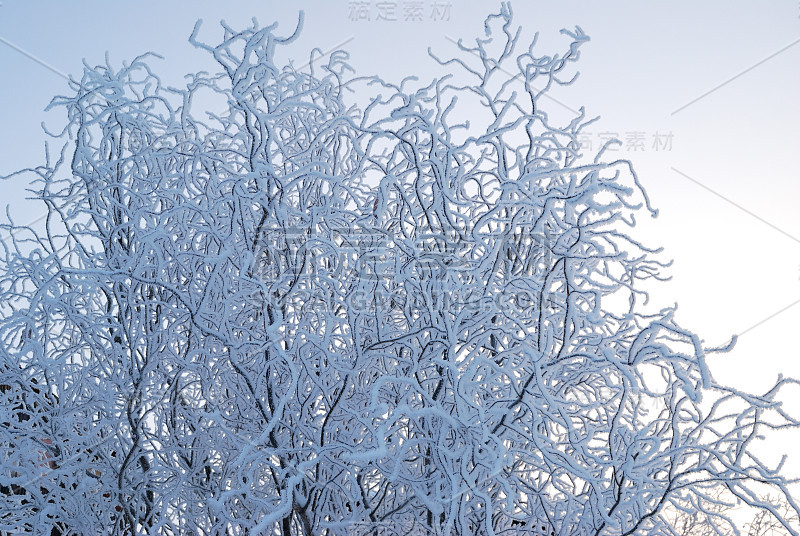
[1,4,798,536]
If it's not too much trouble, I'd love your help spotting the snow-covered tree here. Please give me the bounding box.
[665,487,799,536]
[1,4,798,535]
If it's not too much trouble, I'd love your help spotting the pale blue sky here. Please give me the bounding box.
[1,0,799,472]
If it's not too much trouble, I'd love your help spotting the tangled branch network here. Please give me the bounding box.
[1,4,798,536]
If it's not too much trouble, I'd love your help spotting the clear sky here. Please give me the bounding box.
[1,0,799,478]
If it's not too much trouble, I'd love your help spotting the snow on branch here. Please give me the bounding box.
[0,4,797,536]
